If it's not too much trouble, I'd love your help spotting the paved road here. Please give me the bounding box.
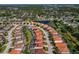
[37,27,53,54]
[3,25,17,54]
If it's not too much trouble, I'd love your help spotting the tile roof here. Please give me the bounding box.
[9,50,21,54]
[55,43,69,53]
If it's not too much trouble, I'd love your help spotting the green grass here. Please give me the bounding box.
[43,47,48,51]
[0,45,6,53]
[23,27,32,54]
[23,49,31,54]
[23,27,32,46]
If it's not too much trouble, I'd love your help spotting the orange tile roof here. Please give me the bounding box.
[55,43,69,53]
[35,39,43,42]
[32,22,37,24]
[36,43,43,47]
[35,33,42,36]
[35,49,45,54]
[36,35,43,39]
[9,50,21,54]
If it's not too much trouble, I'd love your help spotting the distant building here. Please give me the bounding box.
[0,31,5,45]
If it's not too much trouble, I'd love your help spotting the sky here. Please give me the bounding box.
[0,0,79,4]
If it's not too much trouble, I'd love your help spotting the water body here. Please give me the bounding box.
[35,21,50,24]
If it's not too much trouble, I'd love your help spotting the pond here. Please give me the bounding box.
[35,21,50,24]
